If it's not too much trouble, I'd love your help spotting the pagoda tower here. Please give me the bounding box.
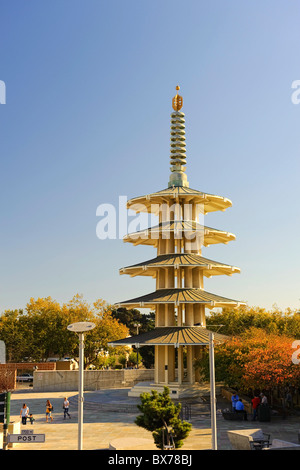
[110,87,245,398]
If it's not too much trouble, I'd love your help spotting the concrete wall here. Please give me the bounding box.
[33,369,154,392]
[0,362,56,390]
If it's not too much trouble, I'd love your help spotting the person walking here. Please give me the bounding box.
[46,400,54,422]
[63,397,71,420]
[20,403,29,425]
[251,394,261,421]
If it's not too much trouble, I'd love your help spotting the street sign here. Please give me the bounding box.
[7,432,45,443]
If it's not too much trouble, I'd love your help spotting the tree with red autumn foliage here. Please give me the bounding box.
[194,328,300,401]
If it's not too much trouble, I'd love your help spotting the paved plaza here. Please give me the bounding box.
[4,387,300,451]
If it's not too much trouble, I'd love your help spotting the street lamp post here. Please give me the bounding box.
[67,322,95,450]
[209,331,217,450]
[134,323,141,369]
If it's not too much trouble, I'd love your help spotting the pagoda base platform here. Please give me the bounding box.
[128,381,205,400]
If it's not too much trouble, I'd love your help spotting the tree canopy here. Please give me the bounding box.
[0,294,129,368]
[195,325,300,399]
[206,304,300,337]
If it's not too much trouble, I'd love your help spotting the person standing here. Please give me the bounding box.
[63,397,71,420]
[258,392,271,421]
[260,393,268,405]
[46,400,53,422]
[251,394,261,421]
[20,403,29,425]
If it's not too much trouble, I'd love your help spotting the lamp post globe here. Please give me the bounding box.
[67,321,95,450]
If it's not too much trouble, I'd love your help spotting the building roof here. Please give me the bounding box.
[126,186,232,215]
[123,221,235,247]
[115,287,245,309]
[120,253,240,278]
[108,326,229,347]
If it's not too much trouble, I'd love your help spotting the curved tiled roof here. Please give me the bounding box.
[115,287,245,309]
[123,221,235,247]
[127,186,232,214]
[120,253,240,278]
[108,326,229,347]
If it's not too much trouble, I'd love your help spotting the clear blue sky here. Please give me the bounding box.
[0,0,299,313]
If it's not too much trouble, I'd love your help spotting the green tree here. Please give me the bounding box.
[25,296,67,361]
[206,305,300,337]
[0,295,129,367]
[118,354,127,368]
[0,309,27,362]
[63,297,129,369]
[111,308,155,336]
[112,307,155,368]
[128,351,142,367]
[135,387,192,449]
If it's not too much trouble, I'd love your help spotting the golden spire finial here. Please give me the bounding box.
[169,85,188,188]
[172,85,183,111]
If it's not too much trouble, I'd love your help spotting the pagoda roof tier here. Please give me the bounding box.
[115,288,245,309]
[120,253,240,278]
[127,186,232,215]
[123,221,235,247]
[108,326,228,347]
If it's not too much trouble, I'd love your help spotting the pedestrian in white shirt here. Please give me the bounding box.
[20,403,29,425]
[63,397,71,419]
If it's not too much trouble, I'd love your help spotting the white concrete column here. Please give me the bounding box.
[194,304,202,325]
[185,267,192,288]
[192,268,202,288]
[154,345,159,383]
[157,346,165,383]
[165,304,175,326]
[158,268,166,289]
[168,347,175,382]
[185,304,194,326]
[178,346,183,384]
[186,346,195,384]
[164,346,169,384]
[156,304,165,326]
[166,267,174,288]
